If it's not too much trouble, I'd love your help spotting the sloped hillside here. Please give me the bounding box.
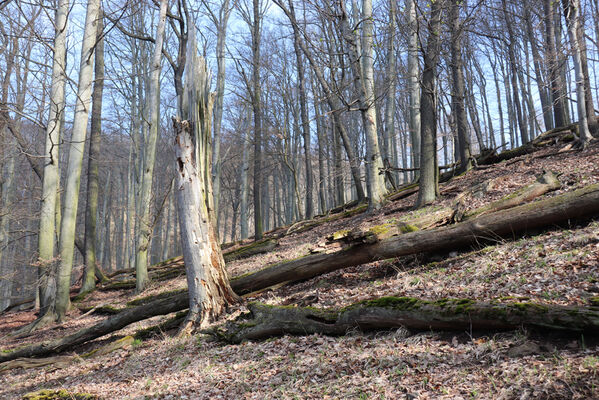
[1,139,599,399]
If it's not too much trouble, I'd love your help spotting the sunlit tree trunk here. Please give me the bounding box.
[55,0,102,321]
[562,0,592,148]
[37,0,70,317]
[416,0,443,207]
[449,0,471,173]
[174,44,239,335]
[406,0,420,178]
[135,0,168,292]
[81,10,105,294]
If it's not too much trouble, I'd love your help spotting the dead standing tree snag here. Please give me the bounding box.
[172,36,239,336]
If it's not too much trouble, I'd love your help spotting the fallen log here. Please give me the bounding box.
[215,298,599,343]
[223,238,278,262]
[0,336,134,372]
[0,295,187,363]
[231,183,599,295]
[4,184,598,362]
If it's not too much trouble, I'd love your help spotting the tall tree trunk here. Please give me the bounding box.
[251,0,264,240]
[543,0,567,128]
[406,0,421,177]
[135,0,168,292]
[55,0,102,321]
[449,0,471,173]
[37,0,70,317]
[562,0,592,148]
[276,0,365,203]
[240,109,250,240]
[501,0,528,144]
[416,0,443,207]
[211,0,232,224]
[338,0,386,210]
[523,4,553,131]
[174,48,239,335]
[81,10,105,294]
[383,0,397,184]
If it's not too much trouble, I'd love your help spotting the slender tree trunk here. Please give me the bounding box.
[383,0,397,183]
[543,0,567,128]
[135,0,168,292]
[416,0,443,207]
[212,0,232,223]
[240,109,250,240]
[449,0,471,173]
[37,0,70,317]
[54,0,102,321]
[81,10,105,294]
[406,0,421,177]
[251,0,263,240]
[562,0,592,148]
[338,0,386,210]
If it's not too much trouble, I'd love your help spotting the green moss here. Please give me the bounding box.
[348,296,423,311]
[589,297,599,307]
[511,302,549,314]
[71,290,93,303]
[368,223,395,236]
[23,389,98,400]
[398,224,419,234]
[332,229,352,240]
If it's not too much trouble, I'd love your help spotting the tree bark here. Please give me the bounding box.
[561,0,593,148]
[231,183,599,295]
[135,0,168,292]
[218,298,599,343]
[174,45,239,333]
[449,0,471,173]
[81,10,105,294]
[54,0,102,322]
[416,0,443,207]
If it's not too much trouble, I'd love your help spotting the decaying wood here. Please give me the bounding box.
[0,335,134,372]
[0,295,187,362]
[215,298,599,343]
[3,184,598,363]
[230,183,599,295]
[321,171,561,252]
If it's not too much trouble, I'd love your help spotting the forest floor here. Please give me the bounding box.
[1,140,599,399]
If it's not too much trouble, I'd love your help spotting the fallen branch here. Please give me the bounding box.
[215,298,599,343]
[0,335,134,372]
[0,295,187,362]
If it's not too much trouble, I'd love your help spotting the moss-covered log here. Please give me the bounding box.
[5,184,598,362]
[230,183,599,295]
[216,298,599,343]
[223,238,278,262]
[332,171,561,245]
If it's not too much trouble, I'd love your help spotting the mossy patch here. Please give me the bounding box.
[23,389,98,400]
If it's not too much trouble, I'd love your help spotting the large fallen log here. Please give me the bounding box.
[216,298,599,343]
[0,295,187,363]
[3,184,598,362]
[231,183,599,295]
